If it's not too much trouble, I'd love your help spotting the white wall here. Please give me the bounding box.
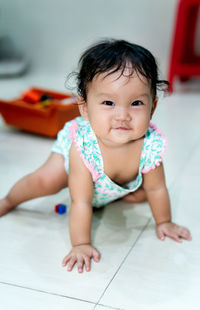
[0,0,177,80]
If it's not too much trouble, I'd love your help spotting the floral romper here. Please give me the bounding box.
[52,116,168,207]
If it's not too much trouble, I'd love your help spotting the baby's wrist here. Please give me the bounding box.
[72,242,91,247]
[156,219,172,226]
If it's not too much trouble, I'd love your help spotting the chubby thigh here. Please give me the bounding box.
[35,153,69,191]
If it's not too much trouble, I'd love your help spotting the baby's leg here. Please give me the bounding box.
[0,153,68,216]
[122,187,147,203]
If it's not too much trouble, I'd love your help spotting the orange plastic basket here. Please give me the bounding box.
[0,87,80,138]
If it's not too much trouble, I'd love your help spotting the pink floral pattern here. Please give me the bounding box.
[52,117,168,207]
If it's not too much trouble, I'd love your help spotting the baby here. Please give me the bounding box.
[0,39,192,273]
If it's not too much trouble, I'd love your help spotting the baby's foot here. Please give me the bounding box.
[0,197,16,216]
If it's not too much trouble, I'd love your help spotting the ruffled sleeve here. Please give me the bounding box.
[140,123,168,174]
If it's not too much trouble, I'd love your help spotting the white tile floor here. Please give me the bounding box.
[0,75,200,310]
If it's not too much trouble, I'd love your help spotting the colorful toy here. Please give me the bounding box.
[55,204,67,214]
[0,87,80,137]
[38,94,52,109]
[22,89,42,103]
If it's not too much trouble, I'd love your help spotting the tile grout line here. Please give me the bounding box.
[0,282,124,310]
[92,217,152,310]
[0,280,96,306]
[96,304,125,310]
[93,119,200,309]
[0,281,125,310]
[97,303,125,310]
[4,127,191,310]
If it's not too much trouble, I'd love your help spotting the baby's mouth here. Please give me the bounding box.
[114,127,130,130]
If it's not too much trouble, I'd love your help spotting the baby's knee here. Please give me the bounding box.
[34,168,67,195]
[31,171,58,195]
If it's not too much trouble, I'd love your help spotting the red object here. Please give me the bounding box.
[55,204,60,213]
[54,204,67,214]
[0,87,80,137]
[168,0,200,92]
[22,89,42,103]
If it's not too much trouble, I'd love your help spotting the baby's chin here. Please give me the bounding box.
[112,127,137,136]
[108,133,136,145]
[98,130,143,147]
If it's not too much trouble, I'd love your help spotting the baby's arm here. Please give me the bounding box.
[143,163,191,242]
[62,143,100,273]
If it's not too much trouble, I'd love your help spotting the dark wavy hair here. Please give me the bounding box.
[75,39,169,101]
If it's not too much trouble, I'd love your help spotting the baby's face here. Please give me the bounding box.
[79,69,157,147]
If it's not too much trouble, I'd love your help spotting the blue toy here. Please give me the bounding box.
[55,204,67,214]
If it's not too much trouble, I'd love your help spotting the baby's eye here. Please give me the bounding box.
[131,100,143,106]
[103,101,115,106]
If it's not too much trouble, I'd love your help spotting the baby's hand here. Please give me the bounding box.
[62,244,100,273]
[156,222,192,243]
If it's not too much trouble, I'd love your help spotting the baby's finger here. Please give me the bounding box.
[67,256,77,272]
[178,227,192,241]
[62,254,71,267]
[84,255,91,272]
[77,257,84,273]
[156,229,166,241]
[92,249,101,262]
[170,232,182,243]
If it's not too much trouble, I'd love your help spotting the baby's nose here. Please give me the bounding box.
[114,107,131,121]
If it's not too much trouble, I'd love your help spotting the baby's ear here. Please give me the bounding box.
[150,97,158,118]
[77,96,89,121]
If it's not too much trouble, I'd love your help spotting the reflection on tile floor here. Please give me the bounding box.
[0,77,200,310]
